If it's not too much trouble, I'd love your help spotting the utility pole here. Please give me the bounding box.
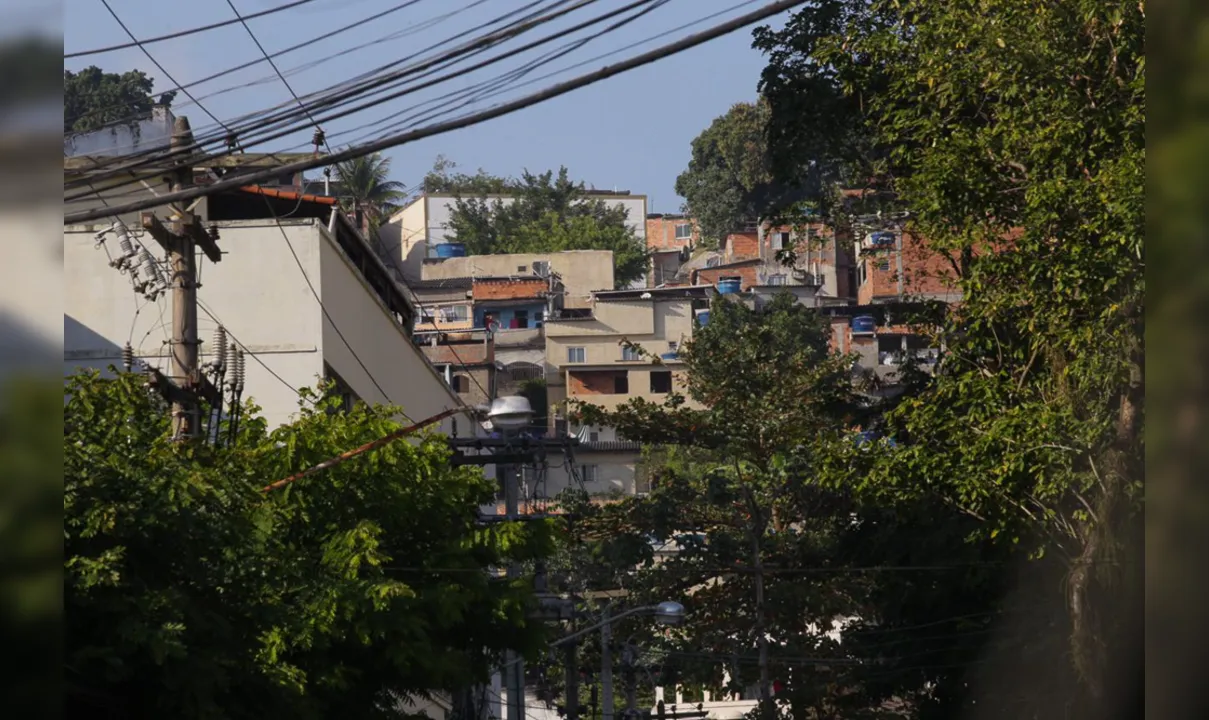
[503,452,525,720]
[622,644,637,719]
[169,116,199,440]
[600,605,613,720]
[563,641,579,720]
[140,116,223,441]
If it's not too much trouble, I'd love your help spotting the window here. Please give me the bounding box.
[513,309,529,329]
[771,231,789,251]
[877,335,903,366]
[668,341,678,352]
[876,260,891,272]
[452,375,470,393]
[567,347,586,363]
[622,345,642,362]
[706,256,721,268]
[650,371,673,394]
[674,223,692,240]
[517,265,527,273]
[440,305,469,321]
[581,464,599,484]
[614,372,630,394]
[767,274,786,286]
[589,429,600,442]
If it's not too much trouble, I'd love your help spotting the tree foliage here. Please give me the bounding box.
[334,152,408,237]
[65,371,554,719]
[439,164,649,288]
[64,66,176,135]
[674,99,805,246]
[755,0,1144,713]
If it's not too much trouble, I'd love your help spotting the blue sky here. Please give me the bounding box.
[64,0,791,212]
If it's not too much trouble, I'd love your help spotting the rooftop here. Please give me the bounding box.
[591,284,715,302]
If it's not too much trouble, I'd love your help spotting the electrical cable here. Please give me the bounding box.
[196,297,305,397]
[66,0,439,132]
[65,0,810,224]
[95,1,405,418]
[68,0,671,196]
[335,0,675,146]
[338,0,761,146]
[66,0,320,58]
[64,0,581,185]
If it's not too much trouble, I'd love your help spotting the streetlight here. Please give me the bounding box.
[490,396,533,720]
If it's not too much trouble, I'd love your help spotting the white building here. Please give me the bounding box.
[64,179,468,434]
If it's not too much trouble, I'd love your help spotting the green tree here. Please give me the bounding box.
[756,0,1144,713]
[569,295,871,719]
[674,99,805,247]
[334,152,408,238]
[64,66,176,134]
[65,370,554,719]
[422,155,514,195]
[444,167,649,287]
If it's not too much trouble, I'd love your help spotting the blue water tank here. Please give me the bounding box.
[852,315,876,334]
[717,278,742,295]
[870,231,896,248]
[660,352,679,361]
[696,310,710,327]
[434,242,467,258]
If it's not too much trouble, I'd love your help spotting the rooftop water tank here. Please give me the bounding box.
[852,315,876,334]
[717,278,742,295]
[434,242,467,258]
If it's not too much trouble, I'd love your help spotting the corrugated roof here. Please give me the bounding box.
[410,277,473,290]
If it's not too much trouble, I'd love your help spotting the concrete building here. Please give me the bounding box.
[544,285,714,496]
[645,213,699,286]
[64,176,467,434]
[855,227,963,305]
[420,250,615,310]
[692,221,856,303]
[383,190,647,282]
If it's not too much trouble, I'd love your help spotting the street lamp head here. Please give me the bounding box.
[487,395,534,430]
[653,600,685,626]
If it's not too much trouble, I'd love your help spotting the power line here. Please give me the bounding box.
[97,0,231,131]
[65,0,808,224]
[66,0,320,58]
[65,0,439,132]
[338,0,762,146]
[97,0,408,420]
[64,0,580,186]
[64,0,600,193]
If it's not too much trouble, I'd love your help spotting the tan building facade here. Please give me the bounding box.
[420,250,614,309]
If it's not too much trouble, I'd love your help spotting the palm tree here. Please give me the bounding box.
[333,152,408,237]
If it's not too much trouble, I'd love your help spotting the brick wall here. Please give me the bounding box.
[646,216,697,251]
[472,278,548,301]
[857,231,962,304]
[724,232,760,262]
[694,263,760,291]
[569,370,629,395]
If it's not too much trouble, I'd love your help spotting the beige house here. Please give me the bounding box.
[420,249,615,310]
[543,285,714,496]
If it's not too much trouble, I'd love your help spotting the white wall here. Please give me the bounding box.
[64,219,329,429]
[64,217,465,433]
[318,230,465,435]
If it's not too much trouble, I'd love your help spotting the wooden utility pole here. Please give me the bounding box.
[141,116,223,441]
